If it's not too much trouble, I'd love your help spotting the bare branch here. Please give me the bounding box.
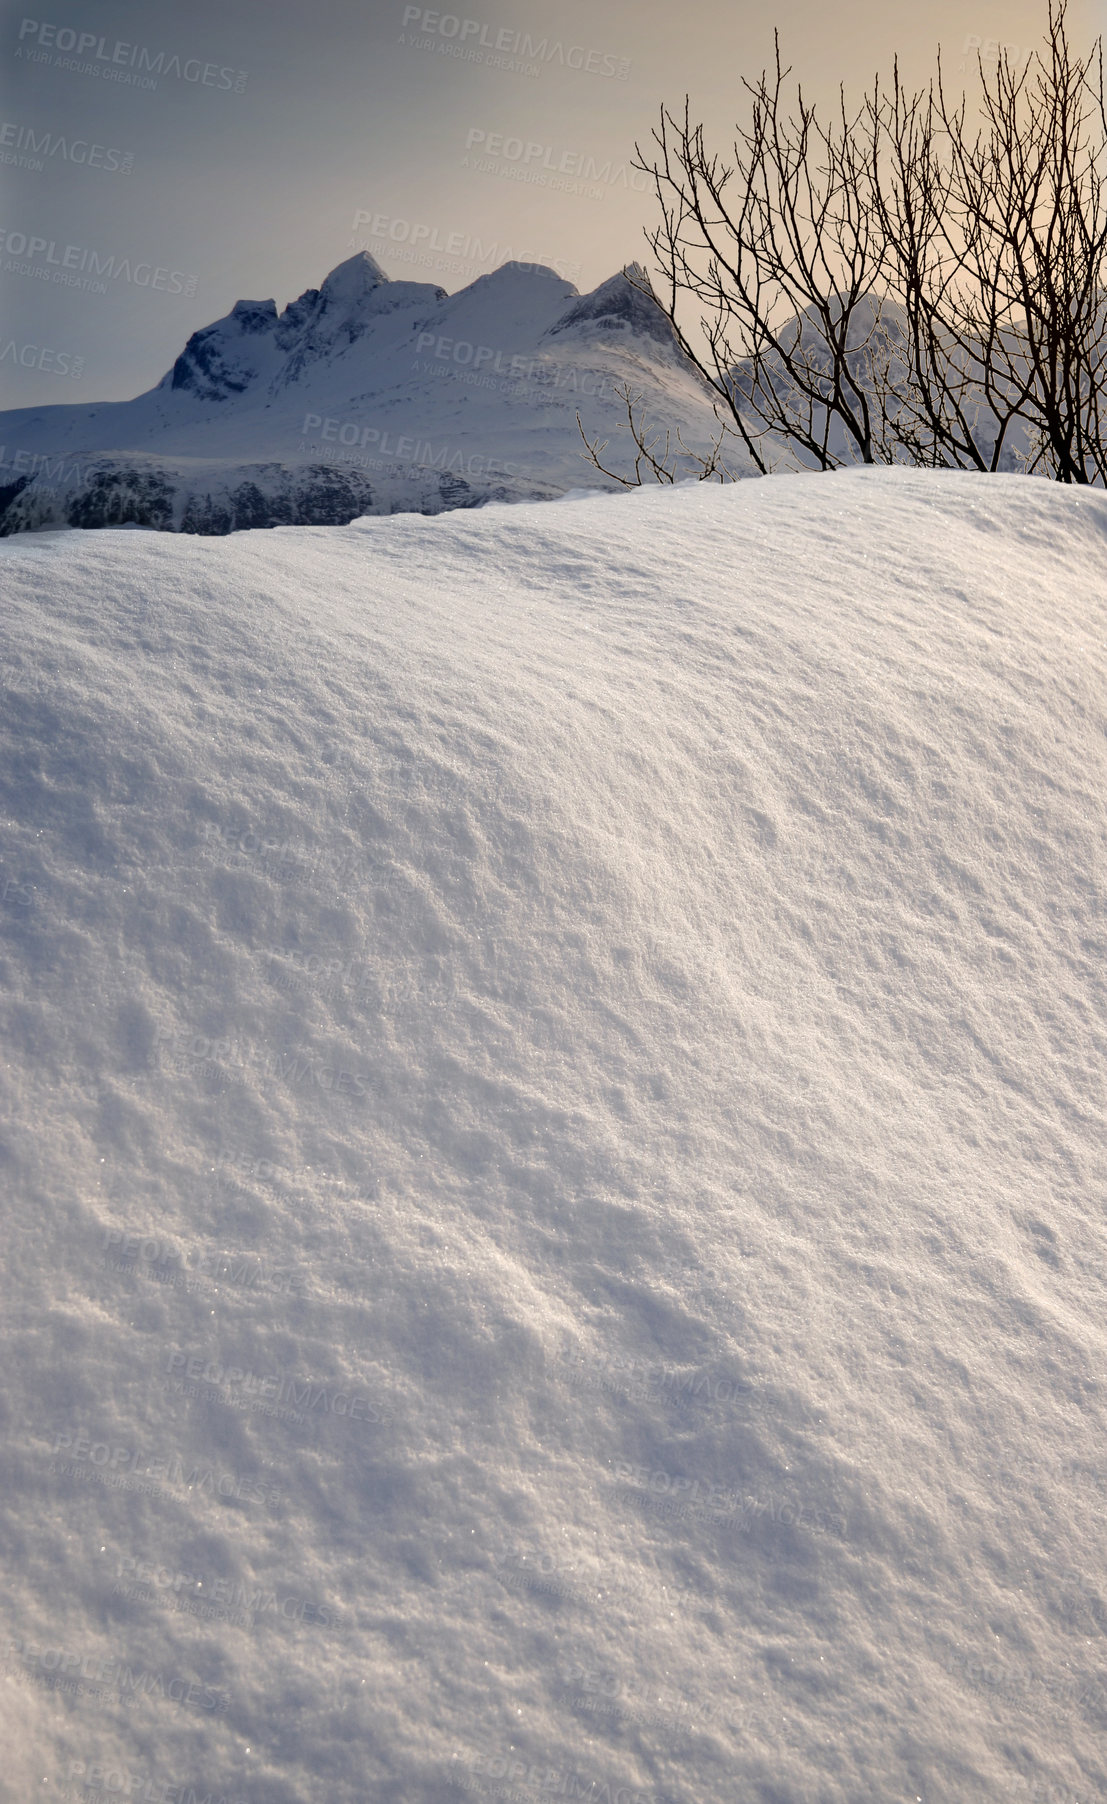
[582,0,1107,488]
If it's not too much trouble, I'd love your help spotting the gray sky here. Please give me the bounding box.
[0,0,1098,407]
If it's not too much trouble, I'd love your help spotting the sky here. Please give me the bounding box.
[0,0,1100,407]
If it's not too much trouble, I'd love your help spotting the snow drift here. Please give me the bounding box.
[1,468,1106,1804]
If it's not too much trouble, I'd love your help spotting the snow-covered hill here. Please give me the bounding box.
[0,252,720,535]
[2,470,1106,1804]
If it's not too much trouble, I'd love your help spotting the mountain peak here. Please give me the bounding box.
[230,298,278,331]
[545,266,680,351]
[318,250,389,301]
[477,259,571,284]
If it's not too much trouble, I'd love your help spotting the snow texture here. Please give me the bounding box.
[1,467,1106,1804]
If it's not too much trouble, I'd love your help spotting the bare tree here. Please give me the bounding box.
[938,7,1107,481]
[580,1,1107,487]
[863,62,1007,470]
[620,59,893,476]
[576,383,739,485]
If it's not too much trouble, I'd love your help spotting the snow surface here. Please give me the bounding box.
[1,467,1106,1804]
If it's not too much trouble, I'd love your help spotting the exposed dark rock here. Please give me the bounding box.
[230,298,278,331]
[545,267,680,350]
[0,474,32,531]
[178,493,234,535]
[66,469,175,530]
[289,465,376,524]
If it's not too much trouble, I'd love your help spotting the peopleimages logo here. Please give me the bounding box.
[349,209,580,282]
[163,1349,394,1423]
[0,444,89,488]
[961,33,1032,66]
[462,128,650,192]
[111,1555,335,1626]
[66,1761,246,1804]
[0,118,133,173]
[49,1427,286,1510]
[6,1640,229,1713]
[300,412,519,479]
[454,1750,673,1802]
[0,227,197,296]
[400,7,630,80]
[412,329,613,399]
[15,19,248,92]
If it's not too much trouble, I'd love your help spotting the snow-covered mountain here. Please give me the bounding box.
[2,470,1106,1801]
[724,292,1053,474]
[0,252,720,534]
